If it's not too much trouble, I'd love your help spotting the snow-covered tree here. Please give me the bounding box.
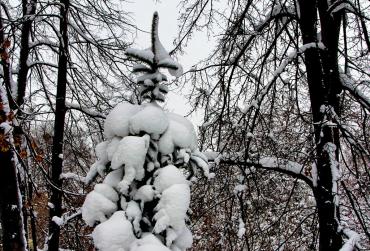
[81,12,211,251]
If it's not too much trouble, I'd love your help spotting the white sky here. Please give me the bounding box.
[125,0,214,125]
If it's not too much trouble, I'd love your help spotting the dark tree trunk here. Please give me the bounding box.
[29,181,38,251]
[16,0,37,241]
[0,8,27,251]
[298,0,343,250]
[0,149,27,251]
[48,0,69,250]
[17,0,37,107]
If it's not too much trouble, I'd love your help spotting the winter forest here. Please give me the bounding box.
[0,0,369,250]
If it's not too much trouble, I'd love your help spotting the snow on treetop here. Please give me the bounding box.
[125,12,183,102]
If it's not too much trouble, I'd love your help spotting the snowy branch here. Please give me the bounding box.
[340,73,370,112]
[339,228,361,251]
[205,152,313,187]
[65,102,106,119]
[328,1,356,15]
[52,209,82,227]
[30,39,59,49]
[27,61,59,69]
[60,172,85,183]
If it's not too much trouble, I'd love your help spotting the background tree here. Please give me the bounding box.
[176,0,370,250]
[0,0,134,250]
[0,1,36,249]
[47,0,70,249]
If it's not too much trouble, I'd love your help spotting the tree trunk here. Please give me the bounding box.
[0,148,27,251]
[29,181,38,251]
[48,0,69,249]
[14,1,37,242]
[298,0,343,250]
[17,0,37,107]
[0,8,27,251]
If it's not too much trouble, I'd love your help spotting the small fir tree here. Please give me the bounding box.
[81,12,211,251]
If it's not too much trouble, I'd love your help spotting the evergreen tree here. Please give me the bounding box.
[81,12,211,251]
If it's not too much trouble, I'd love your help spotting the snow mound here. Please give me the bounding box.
[130,232,172,251]
[111,135,150,170]
[103,168,123,189]
[106,137,122,161]
[171,226,193,251]
[126,201,142,234]
[129,103,169,138]
[154,184,190,233]
[154,165,188,193]
[134,185,155,203]
[85,161,106,184]
[158,114,197,155]
[104,103,142,139]
[130,233,163,250]
[111,135,150,194]
[94,184,119,202]
[95,141,109,163]
[92,211,136,251]
[85,140,115,184]
[82,185,118,226]
[132,244,171,251]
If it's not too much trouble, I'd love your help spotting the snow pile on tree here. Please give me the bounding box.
[81,12,211,251]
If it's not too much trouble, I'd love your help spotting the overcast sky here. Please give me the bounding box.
[126,0,212,70]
